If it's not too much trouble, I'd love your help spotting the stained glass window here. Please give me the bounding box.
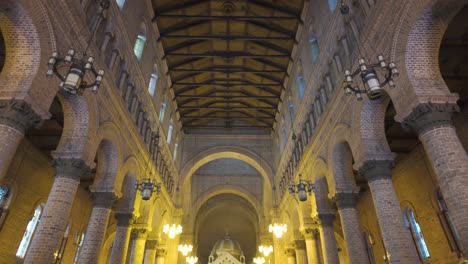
[297,75,305,99]
[116,0,125,9]
[16,205,43,258]
[404,208,430,259]
[134,35,146,61]
[328,0,338,12]
[148,72,158,96]
[309,37,320,64]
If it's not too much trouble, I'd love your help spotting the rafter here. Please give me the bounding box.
[160,34,293,41]
[152,0,210,16]
[164,39,207,54]
[159,19,210,36]
[248,0,301,17]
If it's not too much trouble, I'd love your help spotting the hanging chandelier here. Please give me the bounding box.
[186,256,198,264]
[258,245,273,257]
[163,224,183,238]
[268,223,287,238]
[178,244,193,256]
[46,0,109,95]
[135,178,161,200]
[288,178,315,202]
[253,256,265,264]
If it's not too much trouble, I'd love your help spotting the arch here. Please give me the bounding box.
[114,157,139,213]
[133,21,147,60]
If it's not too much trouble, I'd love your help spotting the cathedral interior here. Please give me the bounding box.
[0,0,468,263]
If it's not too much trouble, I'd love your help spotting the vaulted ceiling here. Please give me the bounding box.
[152,0,304,133]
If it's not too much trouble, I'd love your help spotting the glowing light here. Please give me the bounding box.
[186,256,198,264]
[178,244,193,256]
[253,257,265,264]
[163,224,182,239]
[268,223,287,238]
[259,245,273,257]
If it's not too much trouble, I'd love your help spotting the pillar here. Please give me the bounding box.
[294,240,307,264]
[358,160,418,263]
[156,247,167,264]
[24,159,90,263]
[77,192,117,264]
[144,240,158,264]
[402,103,468,256]
[316,214,339,264]
[132,229,148,264]
[0,99,41,181]
[332,192,369,264]
[286,248,296,264]
[303,229,320,264]
[109,213,134,263]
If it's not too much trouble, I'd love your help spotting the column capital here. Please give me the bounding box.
[293,240,306,250]
[401,102,458,134]
[302,227,319,239]
[314,213,336,227]
[285,247,296,257]
[332,191,359,209]
[91,191,118,208]
[0,99,42,133]
[357,160,394,182]
[146,239,158,250]
[156,247,167,257]
[132,228,148,238]
[115,213,134,227]
[52,158,91,181]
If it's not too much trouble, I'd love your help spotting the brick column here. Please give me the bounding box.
[286,248,296,264]
[109,213,134,263]
[156,247,167,264]
[358,160,418,263]
[303,229,320,264]
[0,99,41,181]
[332,192,369,264]
[132,228,148,264]
[294,240,307,264]
[77,192,117,264]
[24,159,89,263]
[402,103,468,256]
[144,240,158,264]
[316,214,339,264]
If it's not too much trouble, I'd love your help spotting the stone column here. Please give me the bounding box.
[24,159,89,263]
[77,192,117,264]
[358,160,418,263]
[156,247,167,264]
[286,248,296,264]
[144,240,158,264]
[402,103,468,256]
[332,192,369,264]
[132,229,148,264]
[0,99,41,181]
[303,229,320,264]
[294,240,307,264]
[317,214,339,264]
[109,213,134,263]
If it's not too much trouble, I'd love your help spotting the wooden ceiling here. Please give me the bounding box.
[152,0,304,133]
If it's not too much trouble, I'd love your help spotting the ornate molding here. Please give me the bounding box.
[332,191,359,209]
[314,213,336,227]
[91,191,118,208]
[285,248,296,257]
[156,247,167,257]
[357,160,394,182]
[146,239,158,250]
[0,99,42,132]
[302,228,319,240]
[52,158,91,181]
[401,102,458,134]
[293,240,306,250]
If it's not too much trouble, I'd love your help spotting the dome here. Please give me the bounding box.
[211,234,244,259]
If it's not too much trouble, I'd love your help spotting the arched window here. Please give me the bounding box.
[309,37,320,64]
[148,71,158,97]
[16,205,43,259]
[363,232,376,264]
[435,189,463,253]
[0,185,9,205]
[173,138,179,160]
[288,95,295,125]
[328,0,338,12]
[297,74,305,99]
[134,34,146,61]
[54,223,70,263]
[167,118,174,144]
[159,101,167,123]
[115,0,125,10]
[403,207,430,259]
[281,125,287,147]
[74,231,86,264]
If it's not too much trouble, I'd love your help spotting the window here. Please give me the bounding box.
[115,0,125,9]
[54,223,70,263]
[435,189,463,253]
[173,142,179,160]
[73,232,86,264]
[364,232,376,264]
[309,37,320,64]
[404,208,430,259]
[297,74,305,99]
[288,96,295,125]
[282,126,287,146]
[167,118,174,144]
[0,185,9,205]
[148,72,158,96]
[328,0,338,12]
[159,101,167,123]
[133,34,146,61]
[16,205,43,258]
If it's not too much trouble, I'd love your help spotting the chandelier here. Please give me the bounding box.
[258,245,273,257]
[186,256,198,264]
[268,223,287,238]
[178,244,193,256]
[163,224,183,239]
[343,55,399,100]
[135,178,161,200]
[253,256,265,264]
[288,178,315,202]
[46,1,109,95]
